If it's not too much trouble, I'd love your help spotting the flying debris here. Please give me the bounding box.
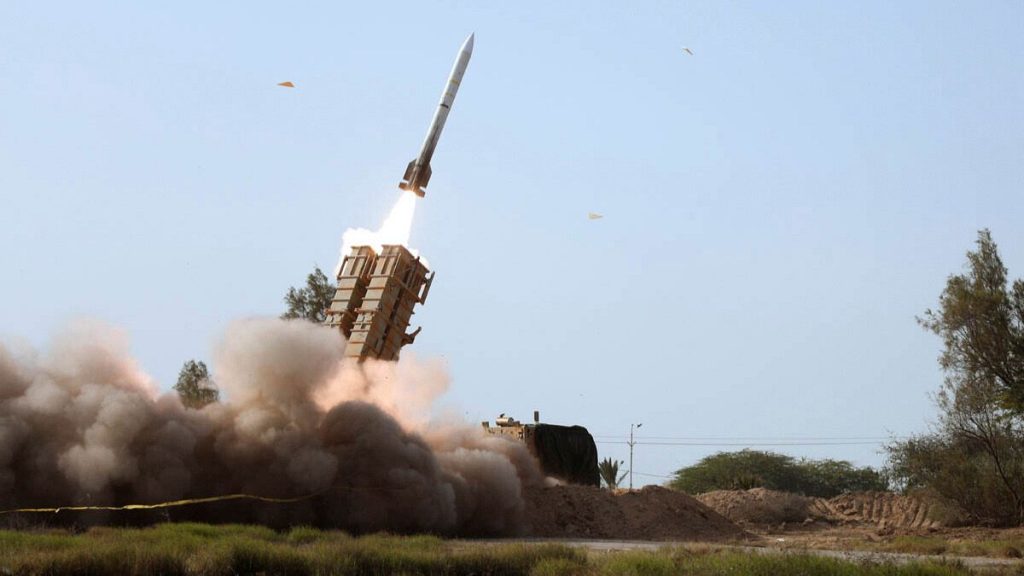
[399,34,475,198]
[277,81,295,88]
[588,212,603,220]
[683,47,694,55]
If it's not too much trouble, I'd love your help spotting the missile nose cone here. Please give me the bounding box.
[463,33,474,54]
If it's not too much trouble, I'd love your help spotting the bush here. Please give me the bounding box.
[886,431,1024,526]
[670,449,886,497]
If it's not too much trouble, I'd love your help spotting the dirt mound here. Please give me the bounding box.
[523,485,750,541]
[821,491,955,529]
[697,488,819,525]
[697,489,955,529]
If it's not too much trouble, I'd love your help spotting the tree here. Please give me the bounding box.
[669,449,885,497]
[887,229,1024,525]
[918,229,1024,413]
[282,266,334,324]
[803,459,890,495]
[598,458,626,490]
[174,359,219,409]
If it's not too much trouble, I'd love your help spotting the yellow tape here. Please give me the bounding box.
[0,492,320,515]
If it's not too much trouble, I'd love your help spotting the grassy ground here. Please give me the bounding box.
[0,523,988,575]
[854,535,1024,559]
[767,527,1024,561]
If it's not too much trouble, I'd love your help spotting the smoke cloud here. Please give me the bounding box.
[0,318,542,535]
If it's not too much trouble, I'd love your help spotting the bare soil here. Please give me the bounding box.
[697,489,957,530]
[522,485,752,541]
[697,488,818,526]
[689,489,1024,560]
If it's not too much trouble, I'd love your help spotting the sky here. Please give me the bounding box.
[2,1,1023,485]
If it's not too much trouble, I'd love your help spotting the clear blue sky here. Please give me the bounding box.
[2,1,1023,484]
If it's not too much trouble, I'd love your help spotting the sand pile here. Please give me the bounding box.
[524,485,750,541]
[822,491,959,529]
[697,488,819,525]
[697,489,957,529]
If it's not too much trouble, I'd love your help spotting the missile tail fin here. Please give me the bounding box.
[420,163,432,188]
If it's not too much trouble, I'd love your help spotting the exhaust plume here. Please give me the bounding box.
[336,192,421,276]
[0,318,542,535]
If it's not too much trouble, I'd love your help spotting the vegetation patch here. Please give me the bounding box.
[851,535,1024,560]
[670,449,886,497]
[0,524,979,576]
[886,230,1024,527]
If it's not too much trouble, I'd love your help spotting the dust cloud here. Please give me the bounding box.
[0,318,543,535]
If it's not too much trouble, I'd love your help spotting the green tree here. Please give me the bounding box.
[598,458,626,490]
[918,229,1024,413]
[282,266,334,323]
[802,459,888,495]
[173,359,219,409]
[669,449,885,497]
[887,229,1024,525]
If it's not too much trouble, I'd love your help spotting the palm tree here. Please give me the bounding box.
[598,458,627,490]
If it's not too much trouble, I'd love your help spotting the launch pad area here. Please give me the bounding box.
[324,242,599,486]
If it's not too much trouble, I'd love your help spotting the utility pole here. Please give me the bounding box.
[628,422,642,490]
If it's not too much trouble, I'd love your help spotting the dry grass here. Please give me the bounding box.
[867,536,1024,559]
[0,523,978,575]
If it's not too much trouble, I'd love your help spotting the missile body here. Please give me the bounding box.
[399,34,474,197]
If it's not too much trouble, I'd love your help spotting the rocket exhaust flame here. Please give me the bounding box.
[336,33,475,272]
[336,191,421,276]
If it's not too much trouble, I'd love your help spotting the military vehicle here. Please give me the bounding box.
[482,412,599,486]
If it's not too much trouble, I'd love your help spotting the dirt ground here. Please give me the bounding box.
[522,485,751,541]
[523,485,1024,564]
[697,488,957,529]
[746,523,1024,564]
[523,486,961,542]
[694,488,1024,561]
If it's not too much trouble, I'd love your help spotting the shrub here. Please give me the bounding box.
[670,449,886,497]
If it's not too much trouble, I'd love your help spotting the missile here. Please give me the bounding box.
[399,33,474,197]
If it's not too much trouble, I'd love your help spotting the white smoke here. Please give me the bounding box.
[335,191,425,277]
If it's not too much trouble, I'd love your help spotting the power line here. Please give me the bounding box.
[596,440,888,446]
[631,471,675,480]
[592,435,905,441]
